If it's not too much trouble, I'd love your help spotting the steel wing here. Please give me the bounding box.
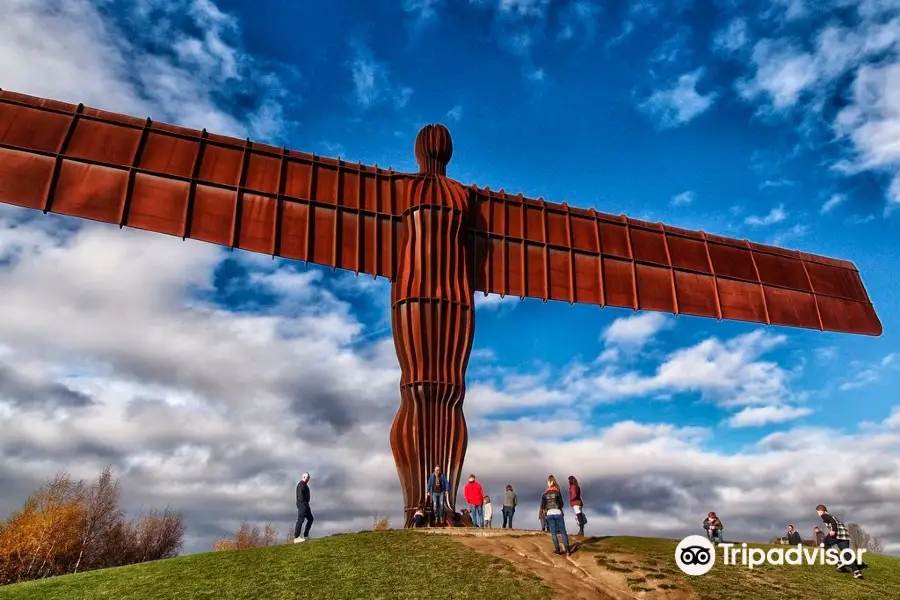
[0,90,412,279]
[469,186,882,336]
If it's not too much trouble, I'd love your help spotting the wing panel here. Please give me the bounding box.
[53,161,128,223]
[0,148,54,210]
[0,90,411,281]
[673,271,719,318]
[127,174,191,237]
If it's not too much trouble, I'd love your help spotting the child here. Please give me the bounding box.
[483,496,493,528]
[538,505,548,532]
[413,506,426,528]
[703,512,724,543]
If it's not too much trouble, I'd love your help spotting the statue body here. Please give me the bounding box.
[389,125,474,527]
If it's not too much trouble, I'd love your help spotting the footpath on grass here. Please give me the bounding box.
[422,529,900,600]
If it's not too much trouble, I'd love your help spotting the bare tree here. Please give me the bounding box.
[262,523,278,547]
[847,523,882,553]
[868,535,884,554]
[73,465,123,574]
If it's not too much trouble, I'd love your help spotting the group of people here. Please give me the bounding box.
[417,467,589,555]
[292,471,867,581]
[703,504,865,580]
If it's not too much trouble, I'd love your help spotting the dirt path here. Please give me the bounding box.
[423,530,696,600]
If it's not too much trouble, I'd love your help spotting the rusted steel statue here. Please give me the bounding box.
[0,90,883,527]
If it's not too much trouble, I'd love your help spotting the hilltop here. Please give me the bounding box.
[0,530,898,600]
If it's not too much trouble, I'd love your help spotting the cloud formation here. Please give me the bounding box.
[639,69,717,129]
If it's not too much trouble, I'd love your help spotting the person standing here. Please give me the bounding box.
[463,474,485,527]
[816,504,864,579]
[541,475,573,556]
[502,485,518,529]
[426,465,450,526]
[786,524,802,545]
[567,476,586,537]
[483,496,493,528]
[293,472,313,543]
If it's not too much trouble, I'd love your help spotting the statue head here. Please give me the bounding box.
[414,123,453,176]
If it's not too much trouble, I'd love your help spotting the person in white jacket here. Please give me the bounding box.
[483,495,493,528]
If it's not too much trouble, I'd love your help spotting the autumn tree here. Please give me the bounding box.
[0,467,185,586]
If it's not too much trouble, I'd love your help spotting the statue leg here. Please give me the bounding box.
[390,296,473,528]
[390,385,468,528]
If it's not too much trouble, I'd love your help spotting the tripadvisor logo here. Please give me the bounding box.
[675,535,867,576]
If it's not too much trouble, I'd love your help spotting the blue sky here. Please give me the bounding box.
[202,0,899,434]
[1,0,899,553]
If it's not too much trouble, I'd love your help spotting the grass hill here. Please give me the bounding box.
[0,530,897,600]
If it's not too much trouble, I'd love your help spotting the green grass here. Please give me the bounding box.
[0,531,551,600]
[585,536,900,600]
[2,532,899,600]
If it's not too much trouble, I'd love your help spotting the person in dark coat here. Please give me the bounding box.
[786,524,802,545]
[567,476,586,537]
[293,472,313,543]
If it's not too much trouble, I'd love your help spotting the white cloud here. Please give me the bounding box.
[744,204,787,226]
[474,294,520,311]
[446,105,464,122]
[0,0,293,140]
[764,0,809,22]
[839,353,900,391]
[638,68,717,129]
[403,0,443,23]
[760,178,794,189]
[651,28,692,65]
[737,39,818,110]
[712,17,749,55]
[736,5,900,212]
[727,405,812,428]
[820,194,845,214]
[494,0,550,18]
[601,313,672,351]
[557,0,601,41]
[349,41,413,109]
[814,346,837,362]
[527,67,546,82]
[671,190,695,206]
[768,223,808,247]
[847,214,875,225]
[607,21,634,48]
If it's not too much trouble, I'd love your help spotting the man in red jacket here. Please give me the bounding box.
[463,474,485,528]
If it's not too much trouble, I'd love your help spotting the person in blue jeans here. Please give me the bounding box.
[426,465,450,526]
[817,504,864,580]
[540,475,573,556]
[463,474,485,527]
